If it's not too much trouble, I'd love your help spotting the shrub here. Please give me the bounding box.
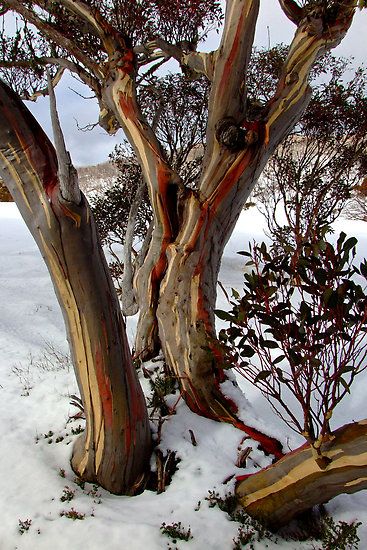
[217,231,367,462]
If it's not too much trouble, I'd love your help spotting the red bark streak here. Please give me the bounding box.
[220,10,245,97]
[2,103,58,197]
[95,343,113,428]
[210,149,254,214]
[118,50,134,75]
[118,92,135,121]
[184,383,283,458]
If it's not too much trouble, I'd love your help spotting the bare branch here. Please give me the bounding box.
[23,66,64,101]
[120,180,147,316]
[47,69,81,204]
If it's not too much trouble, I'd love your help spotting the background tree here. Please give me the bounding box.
[0,0,359,456]
[254,54,367,249]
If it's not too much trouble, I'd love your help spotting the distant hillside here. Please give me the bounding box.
[77,161,118,195]
[0,161,118,202]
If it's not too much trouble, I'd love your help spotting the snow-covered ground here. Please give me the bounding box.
[0,202,366,550]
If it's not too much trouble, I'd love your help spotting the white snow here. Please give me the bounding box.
[0,202,366,549]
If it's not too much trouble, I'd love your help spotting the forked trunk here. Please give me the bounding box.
[0,82,151,495]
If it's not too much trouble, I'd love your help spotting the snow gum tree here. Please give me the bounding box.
[0,0,364,500]
[0,77,151,495]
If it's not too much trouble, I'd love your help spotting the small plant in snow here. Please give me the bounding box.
[18,518,32,534]
[205,490,238,515]
[60,508,85,521]
[318,516,361,550]
[73,476,85,490]
[60,486,75,502]
[70,424,84,435]
[12,361,33,396]
[206,489,273,547]
[160,521,193,542]
[33,342,71,373]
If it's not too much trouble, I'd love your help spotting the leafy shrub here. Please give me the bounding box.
[217,231,367,460]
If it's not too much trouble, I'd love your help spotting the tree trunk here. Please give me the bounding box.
[156,169,284,458]
[99,0,355,457]
[0,81,151,495]
[236,420,367,529]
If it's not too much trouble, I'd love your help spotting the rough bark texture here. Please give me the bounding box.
[0,81,151,495]
[236,420,367,528]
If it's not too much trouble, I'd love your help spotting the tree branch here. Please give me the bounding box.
[207,0,259,125]
[4,0,104,78]
[143,38,215,80]
[47,69,81,204]
[120,180,146,317]
[264,0,356,152]
[199,0,260,198]
[55,0,128,54]
[278,0,303,25]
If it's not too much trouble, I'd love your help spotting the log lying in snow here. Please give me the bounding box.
[236,420,367,528]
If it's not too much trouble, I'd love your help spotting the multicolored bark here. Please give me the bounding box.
[0,81,151,495]
[236,420,367,527]
[0,0,358,464]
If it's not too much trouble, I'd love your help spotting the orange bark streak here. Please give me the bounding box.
[95,343,113,428]
[58,202,82,227]
[220,10,245,98]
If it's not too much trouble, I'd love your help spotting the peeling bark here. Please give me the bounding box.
[236,420,367,528]
[0,81,151,495]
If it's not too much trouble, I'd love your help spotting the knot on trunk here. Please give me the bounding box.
[215,117,257,153]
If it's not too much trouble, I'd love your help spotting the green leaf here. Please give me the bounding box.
[310,357,322,369]
[360,261,367,279]
[343,237,358,253]
[240,345,255,358]
[254,371,272,383]
[214,309,234,322]
[261,340,279,349]
[231,288,240,300]
[237,250,252,257]
[337,232,347,252]
[338,377,351,394]
[339,365,354,374]
[275,367,286,382]
[273,354,286,365]
[265,286,278,298]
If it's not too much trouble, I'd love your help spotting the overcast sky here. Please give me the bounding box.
[26,3,366,167]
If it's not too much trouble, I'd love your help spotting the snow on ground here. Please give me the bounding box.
[0,202,366,550]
